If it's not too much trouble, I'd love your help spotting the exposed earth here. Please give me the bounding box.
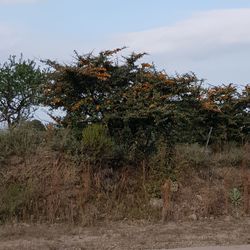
[0,217,250,249]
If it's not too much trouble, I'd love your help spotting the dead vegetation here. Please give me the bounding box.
[0,125,249,226]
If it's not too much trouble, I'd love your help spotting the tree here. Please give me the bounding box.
[43,48,142,127]
[0,55,44,128]
[43,48,249,152]
[43,48,203,159]
[199,84,250,145]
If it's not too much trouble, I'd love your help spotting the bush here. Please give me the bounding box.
[0,183,35,221]
[0,130,9,163]
[46,127,80,153]
[81,124,115,166]
[18,119,46,131]
[0,125,44,163]
[175,143,212,169]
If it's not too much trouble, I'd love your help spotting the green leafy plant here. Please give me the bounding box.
[230,187,241,207]
[81,124,115,166]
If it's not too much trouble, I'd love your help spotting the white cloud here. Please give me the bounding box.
[112,8,250,84]
[0,0,40,4]
[1,8,250,85]
[117,8,250,60]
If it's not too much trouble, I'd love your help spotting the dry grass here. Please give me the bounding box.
[0,131,249,225]
[161,179,172,222]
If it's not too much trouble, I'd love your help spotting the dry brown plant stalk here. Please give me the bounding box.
[161,179,172,222]
[223,176,230,215]
[240,150,250,215]
[81,165,92,205]
[243,174,250,214]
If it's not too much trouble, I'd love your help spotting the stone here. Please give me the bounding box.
[196,195,203,202]
[188,213,198,221]
[149,198,163,209]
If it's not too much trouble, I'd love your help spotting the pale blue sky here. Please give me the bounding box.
[1,0,250,86]
[1,1,250,32]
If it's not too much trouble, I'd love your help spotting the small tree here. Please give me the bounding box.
[0,55,44,128]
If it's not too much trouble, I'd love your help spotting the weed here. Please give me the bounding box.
[81,124,115,167]
[230,187,241,207]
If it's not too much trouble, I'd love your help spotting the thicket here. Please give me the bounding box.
[43,48,249,160]
[0,49,249,151]
[0,48,249,223]
[0,48,250,184]
[0,126,249,223]
[0,48,249,176]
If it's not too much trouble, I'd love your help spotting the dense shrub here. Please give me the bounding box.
[81,124,115,166]
[0,125,44,163]
[46,127,79,153]
[18,119,46,131]
[0,183,35,221]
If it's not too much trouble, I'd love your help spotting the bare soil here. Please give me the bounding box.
[0,217,250,250]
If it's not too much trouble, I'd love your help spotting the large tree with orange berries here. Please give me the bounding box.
[43,48,249,149]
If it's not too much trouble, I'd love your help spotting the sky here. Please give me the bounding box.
[1,0,250,87]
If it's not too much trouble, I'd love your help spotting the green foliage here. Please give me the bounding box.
[81,124,115,166]
[0,183,35,221]
[46,127,79,153]
[20,119,46,131]
[230,187,241,207]
[0,125,44,162]
[149,138,174,177]
[0,55,45,128]
[200,84,250,145]
[1,49,250,223]
[0,48,247,171]
[43,48,130,127]
[43,48,249,162]
[109,117,159,163]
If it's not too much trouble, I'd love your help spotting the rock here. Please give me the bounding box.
[149,198,163,209]
[188,213,198,221]
[196,195,203,202]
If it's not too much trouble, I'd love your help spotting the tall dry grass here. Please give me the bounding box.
[0,124,249,224]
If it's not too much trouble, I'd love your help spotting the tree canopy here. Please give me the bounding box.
[43,48,249,151]
[0,49,248,150]
[0,55,44,128]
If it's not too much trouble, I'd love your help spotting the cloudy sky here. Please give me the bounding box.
[1,0,250,87]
